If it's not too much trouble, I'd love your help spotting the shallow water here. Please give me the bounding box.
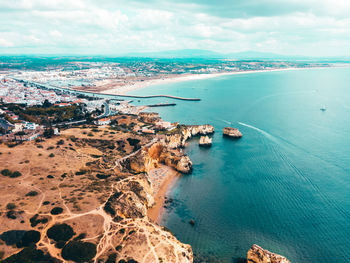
[130,67,350,262]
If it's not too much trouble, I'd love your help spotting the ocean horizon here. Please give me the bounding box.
[130,67,350,262]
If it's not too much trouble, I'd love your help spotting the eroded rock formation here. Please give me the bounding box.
[165,124,214,149]
[247,244,291,263]
[199,136,212,147]
[126,142,193,174]
[223,127,243,138]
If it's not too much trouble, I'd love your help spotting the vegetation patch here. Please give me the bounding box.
[1,169,22,178]
[16,230,41,248]
[25,191,38,197]
[61,241,96,263]
[50,207,63,215]
[47,223,74,242]
[29,214,48,227]
[1,246,58,263]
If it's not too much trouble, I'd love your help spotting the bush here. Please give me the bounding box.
[47,175,54,179]
[1,169,12,177]
[10,171,22,178]
[47,223,74,242]
[61,241,96,263]
[6,211,17,219]
[25,191,38,197]
[29,214,48,227]
[16,230,40,248]
[107,253,117,263]
[48,153,55,158]
[50,207,63,215]
[6,203,16,210]
[1,246,58,263]
[87,132,93,137]
[96,173,110,179]
[75,170,87,176]
[56,139,65,145]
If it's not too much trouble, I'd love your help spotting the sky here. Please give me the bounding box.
[0,0,350,56]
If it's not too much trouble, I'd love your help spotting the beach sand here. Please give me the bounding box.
[147,165,180,223]
[103,67,307,95]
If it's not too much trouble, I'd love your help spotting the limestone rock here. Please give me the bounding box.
[199,136,212,147]
[165,124,215,149]
[247,244,291,263]
[223,127,242,138]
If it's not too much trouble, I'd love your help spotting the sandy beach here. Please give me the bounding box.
[103,67,310,95]
[147,165,180,223]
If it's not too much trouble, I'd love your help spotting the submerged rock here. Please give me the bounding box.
[247,244,291,263]
[199,136,212,147]
[223,127,242,138]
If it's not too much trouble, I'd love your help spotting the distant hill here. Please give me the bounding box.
[125,49,306,60]
[125,49,224,59]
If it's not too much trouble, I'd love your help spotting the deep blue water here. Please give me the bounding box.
[130,67,350,263]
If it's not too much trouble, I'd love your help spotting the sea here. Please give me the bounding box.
[130,67,350,263]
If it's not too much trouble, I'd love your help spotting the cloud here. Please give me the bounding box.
[0,0,349,56]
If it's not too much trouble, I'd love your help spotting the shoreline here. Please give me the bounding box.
[147,165,180,224]
[102,67,326,95]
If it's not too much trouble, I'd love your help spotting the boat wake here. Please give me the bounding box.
[238,121,276,141]
[217,119,232,125]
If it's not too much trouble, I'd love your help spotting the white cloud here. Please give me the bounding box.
[0,38,14,47]
[0,0,349,56]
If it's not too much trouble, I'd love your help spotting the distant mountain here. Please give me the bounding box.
[124,49,306,60]
[226,51,290,60]
[125,49,224,58]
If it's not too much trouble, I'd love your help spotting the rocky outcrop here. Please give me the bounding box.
[165,124,215,149]
[199,136,212,147]
[126,142,193,174]
[223,127,242,138]
[247,244,291,263]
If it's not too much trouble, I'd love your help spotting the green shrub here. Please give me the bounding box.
[1,169,12,177]
[61,241,96,263]
[47,223,74,242]
[16,230,40,248]
[10,171,22,178]
[29,214,48,227]
[1,246,58,263]
[25,191,38,197]
[6,211,17,219]
[56,139,65,145]
[6,203,16,210]
[50,207,63,215]
[48,153,55,158]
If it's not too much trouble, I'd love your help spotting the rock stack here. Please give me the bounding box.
[199,136,212,147]
[223,127,242,138]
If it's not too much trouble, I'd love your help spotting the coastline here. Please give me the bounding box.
[147,165,180,224]
[102,67,321,95]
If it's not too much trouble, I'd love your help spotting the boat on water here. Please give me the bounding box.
[320,106,326,111]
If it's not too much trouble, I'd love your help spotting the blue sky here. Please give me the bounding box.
[0,0,350,56]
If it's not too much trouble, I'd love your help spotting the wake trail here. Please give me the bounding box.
[238,122,277,142]
[238,121,350,223]
[217,118,232,125]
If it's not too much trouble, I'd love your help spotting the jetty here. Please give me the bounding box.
[147,103,176,107]
[11,78,201,101]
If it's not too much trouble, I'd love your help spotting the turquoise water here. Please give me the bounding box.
[131,67,350,262]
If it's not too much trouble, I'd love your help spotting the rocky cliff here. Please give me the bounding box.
[165,124,214,148]
[247,244,291,263]
[126,142,193,174]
